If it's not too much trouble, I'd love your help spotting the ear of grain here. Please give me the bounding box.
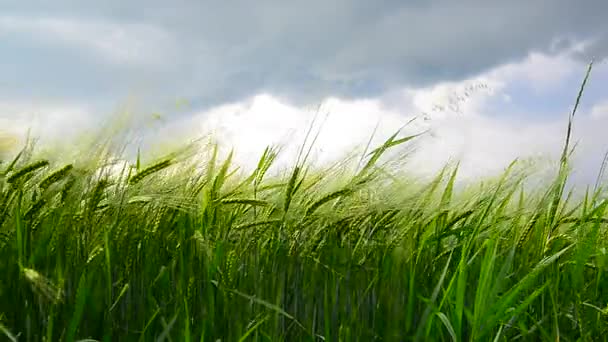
[234,219,282,231]
[283,166,300,213]
[129,159,172,185]
[219,198,269,207]
[211,150,233,199]
[7,160,49,184]
[305,188,353,216]
[0,150,23,177]
[517,212,541,250]
[24,198,47,221]
[22,267,64,304]
[88,178,109,214]
[39,164,73,190]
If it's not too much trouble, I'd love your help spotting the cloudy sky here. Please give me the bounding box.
[1,1,607,183]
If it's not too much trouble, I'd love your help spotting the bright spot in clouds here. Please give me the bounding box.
[591,101,608,119]
[178,49,607,183]
[0,15,176,65]
[0,2,607,186]
[2,48,606,185]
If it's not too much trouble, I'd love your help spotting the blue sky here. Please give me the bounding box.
[0,1,607,183]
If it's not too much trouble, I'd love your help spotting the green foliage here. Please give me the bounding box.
[0,62,606,341]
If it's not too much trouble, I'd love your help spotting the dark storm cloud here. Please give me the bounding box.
[1,0,606,110]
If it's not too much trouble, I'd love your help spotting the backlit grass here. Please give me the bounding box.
[0,62,607,341]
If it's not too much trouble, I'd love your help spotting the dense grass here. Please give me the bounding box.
[1,63,607,341]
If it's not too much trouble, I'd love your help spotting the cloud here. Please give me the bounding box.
[164,49,607,185]
[591,101,608,119]
[158,94,411,170]
[1,1,607,109]
[0,15,176,66]
[0,1,606,187]
[1,48,605,186]
[0,100,94,152]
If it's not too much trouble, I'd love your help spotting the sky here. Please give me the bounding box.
[1,1,608,184]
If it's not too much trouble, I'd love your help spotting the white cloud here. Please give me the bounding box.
[497,54,576,91]
[407,114,564,180]
[180,94,412,169]
[0,100,93,154]
[170,49,607,184]
[0,42,604,186]
[591,101,608,119]
[1,2,606,115]
[0,15,175,65]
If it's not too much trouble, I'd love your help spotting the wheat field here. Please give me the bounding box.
[0,63,606,341]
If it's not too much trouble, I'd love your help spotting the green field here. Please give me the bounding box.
[1,64,607,341]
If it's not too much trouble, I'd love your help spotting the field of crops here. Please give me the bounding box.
[1,65,607,341]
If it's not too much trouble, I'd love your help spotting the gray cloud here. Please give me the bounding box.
[0,0,606,110]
